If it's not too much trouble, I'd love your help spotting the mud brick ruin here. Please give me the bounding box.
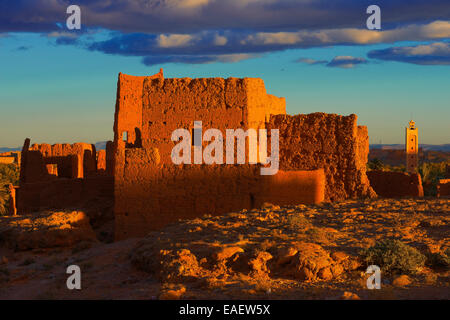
[113,70,374,239]
[12,69,430,240]
[0,151,21,166]
[367,171,424,198]
[15,138,114,229]
[437,164,450,198]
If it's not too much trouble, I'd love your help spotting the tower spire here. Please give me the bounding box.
[405,120,418,173]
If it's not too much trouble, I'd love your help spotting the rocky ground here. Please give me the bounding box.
[0,198,448,300]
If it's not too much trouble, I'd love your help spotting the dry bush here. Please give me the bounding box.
[360,239,426,275]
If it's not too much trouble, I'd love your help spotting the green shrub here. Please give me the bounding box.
[426,248,450,269]
[419,162,448,196]
[286,214,310,230]
[0,163,19,215]
[367,158,384,171]
[360,239,426,275]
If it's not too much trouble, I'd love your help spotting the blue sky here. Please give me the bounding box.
[0,0,449,147]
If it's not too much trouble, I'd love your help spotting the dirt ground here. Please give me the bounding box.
[0,198,448,300]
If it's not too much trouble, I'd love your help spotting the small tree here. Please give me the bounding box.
[368,158,384,171]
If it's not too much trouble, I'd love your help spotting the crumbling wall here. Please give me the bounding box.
[17,176,113,213]
[96,141,114,175]
[20,141,97,183]
[114,71,295,240]
[267,113,376,201]
[97,150,106,172]
[114,71,377,239]
[437,179,450,198]
[259,169,325,206]
[367,171,424,198]
[0,152,20,165]
[16,138,114,231]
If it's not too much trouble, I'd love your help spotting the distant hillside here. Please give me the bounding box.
[370,144,450,152]
[0,147,21,153]
[95,141,108,150]
[369,148,450,167]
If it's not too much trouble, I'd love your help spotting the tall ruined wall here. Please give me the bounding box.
[114,69,164,149]
[137,76,285,164]
[267,113,376,201]
[96,141,114,175]
[113,71,378,239]
[367,171,424,198]
[113,71,298,240]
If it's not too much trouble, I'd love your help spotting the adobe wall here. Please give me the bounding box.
[113,71,376,239]
[114,148,324,239]
[113,71,306,240]
[437,179,450,198]
[16,139,115,228]
[16,176,114,228]
[367,171,424,198]
[135,76,285,164]
[20,141,97,183]
[0,157,15,164]
[0,152,20,166]
[96,141,114,175]
[259,169,325,206]
[114,69,164,149]
[17,176,113,213]
[267,113,376,201]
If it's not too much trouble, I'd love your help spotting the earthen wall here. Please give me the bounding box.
[267,113,375,201]
[367,170,424,198]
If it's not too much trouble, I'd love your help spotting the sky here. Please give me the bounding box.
[0,0,449,148]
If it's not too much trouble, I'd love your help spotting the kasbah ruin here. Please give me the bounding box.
[0,69,449,300]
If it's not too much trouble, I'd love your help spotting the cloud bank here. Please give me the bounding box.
[368,42,450,65]
[0,0,449,65]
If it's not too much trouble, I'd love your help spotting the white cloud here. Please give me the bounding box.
[215,53,257,63]
[175,0,211,9]
[157,34,195,47]
[326,56,367,68]
[368,42,450,65]
[213,34,227,46]
[242,20,450,47]
[47,31,78,38]
[243,32,301,45]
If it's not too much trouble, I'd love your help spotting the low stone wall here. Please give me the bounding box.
[437,179,450,198]
[16,176,114,229]
[0,157,15,164]
[367,171,424,198]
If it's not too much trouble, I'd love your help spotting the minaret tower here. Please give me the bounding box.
[406,120,418,173]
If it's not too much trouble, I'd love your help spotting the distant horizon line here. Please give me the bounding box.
[2,142,450,153]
